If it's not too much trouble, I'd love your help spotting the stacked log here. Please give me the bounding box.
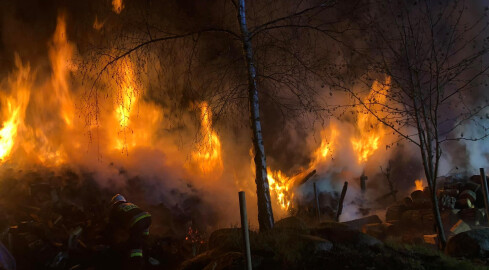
[385,175,488,237]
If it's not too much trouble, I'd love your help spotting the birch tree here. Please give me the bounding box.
[86,0,352,231]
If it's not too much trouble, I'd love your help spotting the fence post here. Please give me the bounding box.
[313,182,321,223]
[479,168,489,224]
[239,191,252,270]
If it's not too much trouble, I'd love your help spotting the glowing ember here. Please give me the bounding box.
[351,77,390,163]
[415,179,424,191]
[191,102,223,175]
[112,0,124,14]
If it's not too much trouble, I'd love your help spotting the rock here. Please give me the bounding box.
[362,223,393,239]
[312,226,382,248]
[275,216,308,232]
[180,250,217,270]
[208,228,242,251]
[450,220,471,235]
[298,234,333,253]
[318,221,348,229]
[342,215,381,231]
[446,228,489,258]
[203,252,243,270]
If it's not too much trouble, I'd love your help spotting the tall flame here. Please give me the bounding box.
[49,14,75,127]
[266,125,338,211]
[351,77,390,163]
[0,57,31,161]
[191,102,223,175]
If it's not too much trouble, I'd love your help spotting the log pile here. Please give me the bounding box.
[380,175,488,244]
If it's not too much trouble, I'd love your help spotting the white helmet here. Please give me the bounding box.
[111,194,126,204]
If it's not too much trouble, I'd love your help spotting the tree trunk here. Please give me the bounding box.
[431,188,447,249]
[236,0,274,231]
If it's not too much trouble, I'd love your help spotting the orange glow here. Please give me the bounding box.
[267,168,294,210]
[49,14,75,127]
[351,77,390,163]
[191,102,223,175]
[0,91,30,161]
[311,125,338,167]
[112,0,124,14]
[415,179,424,191]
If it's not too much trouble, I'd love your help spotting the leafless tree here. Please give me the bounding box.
[339,0,489,249]
[83,0,359,231]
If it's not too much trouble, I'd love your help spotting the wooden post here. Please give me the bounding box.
[360,172,367,193]
[239,191,252,270]
[336,181,348,221]
[313,182,320,223]
[479,168,489,224]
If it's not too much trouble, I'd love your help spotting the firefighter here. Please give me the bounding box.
[108,194,151,270]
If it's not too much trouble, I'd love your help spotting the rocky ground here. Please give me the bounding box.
[0,168,487,269]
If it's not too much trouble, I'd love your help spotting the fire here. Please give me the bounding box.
[311,126,338,166]
[49,14,75,127]
[191,102,223,175]
[0,91,30,161]
[351,77,390,163]
[415,179,424,191]
[112,0,124,14]
[267,168,293,210]
[115,62,138,130]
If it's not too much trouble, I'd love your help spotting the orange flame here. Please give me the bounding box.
[415,179,424,191]
[267,168,294,210]
[311,125,338,167]
[351,77,390,163]
[191,102,223,175]
[112,0,124,14]
[49,13,75,127]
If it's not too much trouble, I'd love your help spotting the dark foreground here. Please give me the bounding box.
[0,168,487,270]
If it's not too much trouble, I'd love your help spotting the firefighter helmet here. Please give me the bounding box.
[111,194,127,204]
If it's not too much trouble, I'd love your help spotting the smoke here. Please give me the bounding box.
[0,0,487,232]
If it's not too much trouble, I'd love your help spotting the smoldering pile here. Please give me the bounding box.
[360,173,489,245]
[0,167,214,269]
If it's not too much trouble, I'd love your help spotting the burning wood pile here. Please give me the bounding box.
[381,174,488,244]
[0,168,207,269]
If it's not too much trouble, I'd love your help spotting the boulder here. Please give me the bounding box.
[208,228,242,251]
[445,228,489,258]
[275,216,308,232]
[181,250,217,270]
[297,234,333,253]
[362,223,394,239]
[312,225,382,248]
[342,215,381,231]
[202,252,243,270]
